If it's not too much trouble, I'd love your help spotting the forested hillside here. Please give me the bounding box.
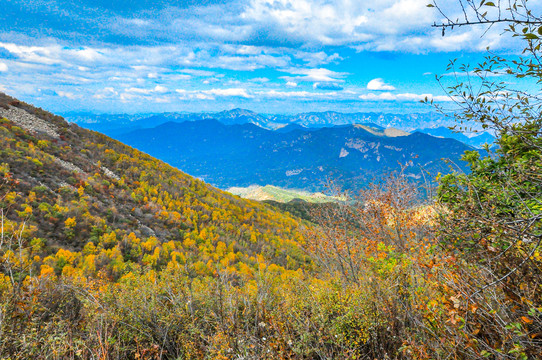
[0,92,307,269]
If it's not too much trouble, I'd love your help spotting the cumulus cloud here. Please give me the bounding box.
[239,0,501,51]
[0,62,8,72]
[57,91,78,99]
[282,68,346,83]
[154,85,168,93]
[367,78,395,91]
[242,0,372,45]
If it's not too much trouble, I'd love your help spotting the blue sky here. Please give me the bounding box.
[0,0,527,114]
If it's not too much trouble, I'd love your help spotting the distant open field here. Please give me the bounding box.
[227,184,341,203]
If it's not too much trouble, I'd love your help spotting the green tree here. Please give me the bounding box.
[428,1,542,358]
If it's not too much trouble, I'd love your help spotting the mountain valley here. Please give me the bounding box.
[117,119,474,191]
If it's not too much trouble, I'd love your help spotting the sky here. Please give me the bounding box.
[0,0,529,115]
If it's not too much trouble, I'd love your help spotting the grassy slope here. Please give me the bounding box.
[227,184,340,203]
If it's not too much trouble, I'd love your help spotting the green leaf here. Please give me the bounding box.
[525,33,539,40]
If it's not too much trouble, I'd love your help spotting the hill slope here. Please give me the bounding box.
[0,92,308,280]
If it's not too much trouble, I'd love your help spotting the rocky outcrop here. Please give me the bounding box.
[54,157,85,174]
[0,105,60,139]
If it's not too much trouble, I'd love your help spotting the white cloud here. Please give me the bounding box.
[242,0,441,48]
[242,0,371,45]
[175,88,252,100]
[179,69,215,77]
[0,43,109,67]
[263,90,312,98]
[173,74,192,80]
[120,92,137,102]
[93,87,118,99]
[0,1,524,114]
[125,85,168,94]
[429,32,474,52]
[259,90,337,99]
[359,92,396,101]
[294,51,342,67]
[0,43,64,65]
[125,87,153,94]
[153,97,171,103]
[359,92,453,102]
[175,88,339,101]
[236,45,261,55]
[367,78,395,91]
[204,88,252,98]
[250,77,269,83]
[282,68,346,83]
[68,48,103,62]
[240,0,509,51]
[57,91,78,99]
[217,54,290,71]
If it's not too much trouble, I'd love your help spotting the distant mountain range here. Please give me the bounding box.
[415,126,495,149]
[117,120,475,191]
[69,109,451,132]
[67,108,494,147]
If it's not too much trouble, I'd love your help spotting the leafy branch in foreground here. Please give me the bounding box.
[429,0,542,31]
[425,0,542,358]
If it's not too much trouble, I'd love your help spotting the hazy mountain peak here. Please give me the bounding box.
[384,127,410,137]
[218,108,258,117]
[351,124,409,137]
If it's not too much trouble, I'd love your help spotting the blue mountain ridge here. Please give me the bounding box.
[116,119,474,191]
